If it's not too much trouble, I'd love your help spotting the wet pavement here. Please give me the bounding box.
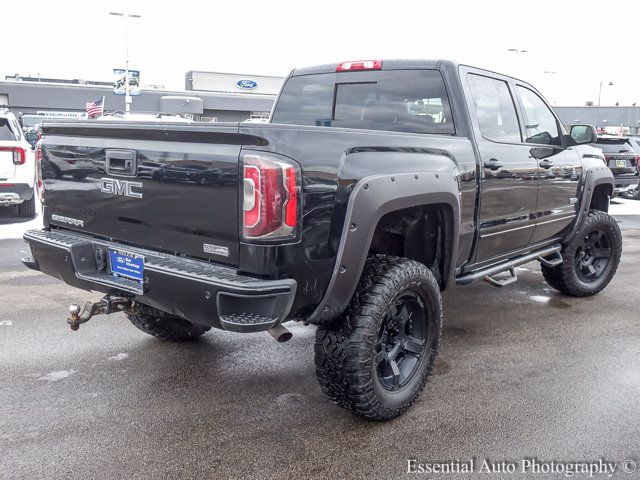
[1,216,639,479]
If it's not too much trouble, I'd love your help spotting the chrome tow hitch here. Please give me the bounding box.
[67,295,133,331]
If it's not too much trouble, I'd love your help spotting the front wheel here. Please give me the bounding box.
[542,210,622,297]
[314,255,443,420]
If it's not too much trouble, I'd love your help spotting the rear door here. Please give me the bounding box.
[462,70,539,263]
[513,84,581,244]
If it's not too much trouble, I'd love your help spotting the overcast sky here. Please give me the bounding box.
[4,0,638,106]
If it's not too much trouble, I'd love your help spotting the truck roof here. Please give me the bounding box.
[290,59,532,87]
[291,59,446,76]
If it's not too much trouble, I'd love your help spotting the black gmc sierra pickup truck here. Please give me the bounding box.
[23,60,622,420]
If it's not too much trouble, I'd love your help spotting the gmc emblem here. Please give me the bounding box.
[99,177,143,199]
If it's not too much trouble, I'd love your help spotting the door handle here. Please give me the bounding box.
[483,158,503,170]
[539,159,554,169]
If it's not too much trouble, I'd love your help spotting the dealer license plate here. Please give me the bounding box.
[109,248,144,283]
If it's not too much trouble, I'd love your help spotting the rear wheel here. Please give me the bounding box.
[126,307,210,341]
[542,210,622,297]
[314,255,442,420]
[17,195,36,218]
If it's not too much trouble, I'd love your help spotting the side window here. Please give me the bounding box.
[516,86,560,145]
[467,74,521,143]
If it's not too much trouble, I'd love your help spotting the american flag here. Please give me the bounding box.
[85,97,104,118]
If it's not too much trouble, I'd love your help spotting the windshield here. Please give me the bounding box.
[272,69,455,135]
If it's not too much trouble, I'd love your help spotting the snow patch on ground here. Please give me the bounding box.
[610,198,640,216]
[107,353,129,361]
[529,295,551,304]
[38,369,75,382]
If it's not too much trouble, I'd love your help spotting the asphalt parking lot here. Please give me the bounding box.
[1,210,639,480]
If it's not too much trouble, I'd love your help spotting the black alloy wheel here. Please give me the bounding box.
[375,292,427,391]
[574,229,612,282]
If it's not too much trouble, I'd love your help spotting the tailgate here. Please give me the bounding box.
[0,140,17,179]
[606,154,637,176]
[0,149,15,179]
[41,121,258,267]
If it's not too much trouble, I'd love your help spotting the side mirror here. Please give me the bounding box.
[570,124,597,145]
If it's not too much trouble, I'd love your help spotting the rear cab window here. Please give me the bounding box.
[271,69,455,135]
[593,138,635,154]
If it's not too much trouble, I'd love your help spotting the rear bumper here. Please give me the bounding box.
[0,183,33,205]
[613,176,639,193]
[22,229,297,332]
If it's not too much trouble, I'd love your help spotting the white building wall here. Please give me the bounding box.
[189,72,284,95]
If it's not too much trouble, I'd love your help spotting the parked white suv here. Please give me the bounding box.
[0,109,36,217]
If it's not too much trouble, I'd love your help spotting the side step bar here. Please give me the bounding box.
[455,243,562,287]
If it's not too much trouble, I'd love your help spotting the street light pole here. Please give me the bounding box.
[597,81,613,107]
[598,81,603,107]
[109,12,141,115]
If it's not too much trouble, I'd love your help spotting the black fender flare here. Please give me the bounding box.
[306,172,460,325]
[565,164,614,243]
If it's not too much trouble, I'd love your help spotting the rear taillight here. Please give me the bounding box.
[0,146,26,165]
[35,143,44,203]
[336,60,382,72]
[242,152,299,240]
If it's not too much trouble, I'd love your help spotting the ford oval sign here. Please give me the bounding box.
[236,79,258,90]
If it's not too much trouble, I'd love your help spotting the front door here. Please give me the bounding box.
[513,85,582,243]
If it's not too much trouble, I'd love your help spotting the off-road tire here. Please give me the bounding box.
[314,255,443,421]
[542,210,622,297]
[126,310,210,341]
[17,195,36,218]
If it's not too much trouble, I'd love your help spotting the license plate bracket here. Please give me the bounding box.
[109,248,144,284]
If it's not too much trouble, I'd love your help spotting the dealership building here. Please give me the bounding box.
[3,72,639,136]
[0,71,283,124]
[554,106,640,135]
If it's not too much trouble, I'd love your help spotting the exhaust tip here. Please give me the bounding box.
[276,331,293,343]
[267,324,293,343]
